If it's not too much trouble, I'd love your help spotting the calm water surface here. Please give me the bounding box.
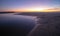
[0,13,37,36]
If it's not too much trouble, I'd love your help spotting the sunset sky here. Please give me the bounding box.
[0,0,60,12]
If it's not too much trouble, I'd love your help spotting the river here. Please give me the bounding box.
[0,13,37,36]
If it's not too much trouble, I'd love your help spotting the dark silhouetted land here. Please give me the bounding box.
[0,11,14,14]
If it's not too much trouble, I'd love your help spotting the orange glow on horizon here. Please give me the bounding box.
[15,9,60,12]
[14,7,48,12]
[1,7,60,12]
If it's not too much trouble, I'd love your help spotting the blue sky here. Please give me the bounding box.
[0,0,60,12]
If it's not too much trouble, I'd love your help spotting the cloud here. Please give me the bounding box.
[42,8,60,12]
[47,8,60,10]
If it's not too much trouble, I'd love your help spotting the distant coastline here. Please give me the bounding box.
[0,12,14,14]
[15,12,60,16]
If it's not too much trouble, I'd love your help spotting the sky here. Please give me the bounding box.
[0,0,60,12]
